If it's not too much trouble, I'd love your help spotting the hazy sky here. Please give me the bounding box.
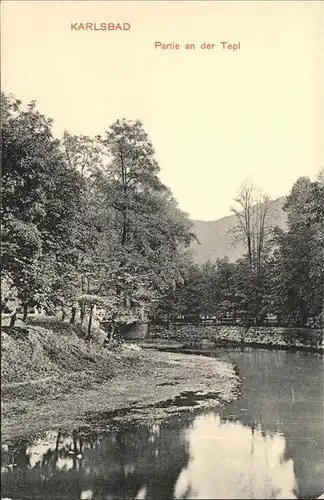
[1,1,323,220]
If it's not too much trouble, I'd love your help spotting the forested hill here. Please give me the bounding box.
[191,196,287,264]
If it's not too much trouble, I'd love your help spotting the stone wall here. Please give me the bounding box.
[148,324,324,351]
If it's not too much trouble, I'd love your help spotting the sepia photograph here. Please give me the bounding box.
[1,1,323,499]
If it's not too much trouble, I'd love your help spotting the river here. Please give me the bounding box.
[1,348,323,500]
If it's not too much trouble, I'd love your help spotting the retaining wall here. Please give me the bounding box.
[148,324,324,351]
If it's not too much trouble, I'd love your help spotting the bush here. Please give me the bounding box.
[1,323,115,386]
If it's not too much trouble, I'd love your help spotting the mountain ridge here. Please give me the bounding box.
[190,196,287,264]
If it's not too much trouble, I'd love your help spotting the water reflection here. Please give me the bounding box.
[1,349,323,500]
[175,414,297,499]
[217,348,324,499]
[1,422,190,500]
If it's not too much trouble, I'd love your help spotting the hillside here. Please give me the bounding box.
[191,197,287,264]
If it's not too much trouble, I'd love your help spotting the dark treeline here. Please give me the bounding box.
[1,93,323,334]
[152,177,324,328]
[1,93,195,336]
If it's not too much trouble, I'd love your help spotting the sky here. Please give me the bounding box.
[1,1,323,220]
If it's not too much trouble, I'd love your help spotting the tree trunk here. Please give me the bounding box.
[121,210,127,245]
[80,304,85,326]
[109,324,115,341]
[52,431,61,473]
[9,312,17,327]
[87,305,94,340]
[73,432,78,454]
[22,303,28,322]
[61,307,66,322]
[70,306,76,324]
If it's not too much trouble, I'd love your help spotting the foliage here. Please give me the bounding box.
[1,274,19,313]
[2,92,322,333]
[80,118,197,327]
[152,175,323,328]
[1,94,84,316]
[271,176,324,326]
[1,97,195,334]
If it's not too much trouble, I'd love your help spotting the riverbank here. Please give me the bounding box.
[1,323,240,442]
[147,324,324,352]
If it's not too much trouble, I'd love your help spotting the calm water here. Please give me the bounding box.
[1,348,323,500]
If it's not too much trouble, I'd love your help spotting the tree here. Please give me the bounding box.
[62,131,107,179]
[231,179,271,272]
[86,118,196,331]
[1,95,197,337]
[234,257,273,327]
[102,118,165,245]
[229,179,272,325]
[1,93,84,324]
[151,257,240,324]
[272,177,324,326]
[55,119,195,337]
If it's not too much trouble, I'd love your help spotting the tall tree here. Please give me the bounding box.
[272,177,324,326]
[94,119,195,329]
[1,93,83,323]
[231,179,271,272]
[229,179,272,325]
[57,119,196,336]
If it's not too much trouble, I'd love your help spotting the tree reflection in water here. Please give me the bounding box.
[1,420,191,500]
[0,416,298,500]
[174,414,297,499]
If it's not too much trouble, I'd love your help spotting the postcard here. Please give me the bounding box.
[1,1,323,499]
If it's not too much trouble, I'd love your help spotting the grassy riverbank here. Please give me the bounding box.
[1,323,240,442]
